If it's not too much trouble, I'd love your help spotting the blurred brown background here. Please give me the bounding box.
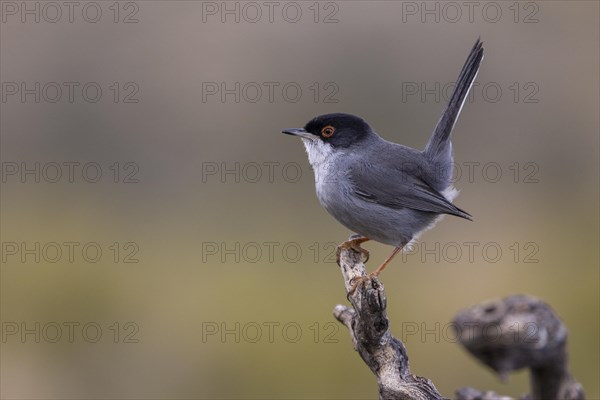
[1,1,598,399]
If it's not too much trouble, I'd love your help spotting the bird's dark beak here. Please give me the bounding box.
[282,128,317,140]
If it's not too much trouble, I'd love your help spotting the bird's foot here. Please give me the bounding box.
[348,274,369,296]
[336,235,370,265]
[347,273,382,296]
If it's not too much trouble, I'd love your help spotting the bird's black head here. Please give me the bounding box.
[282,113,374,148]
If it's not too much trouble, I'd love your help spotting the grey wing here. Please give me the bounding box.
[348,162,472,220]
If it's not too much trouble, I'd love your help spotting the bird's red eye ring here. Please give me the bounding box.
[322,125,335,138]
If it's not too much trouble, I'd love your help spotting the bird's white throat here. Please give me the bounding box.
[301,138,337,189]
[301,138,335,169]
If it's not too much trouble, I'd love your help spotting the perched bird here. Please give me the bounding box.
[282,39,484,279]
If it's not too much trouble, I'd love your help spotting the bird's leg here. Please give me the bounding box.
[336,234,370,264]
[347,246,403,295]
[370,245,403,278]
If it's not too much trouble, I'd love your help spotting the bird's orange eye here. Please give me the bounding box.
[322,125,335,138]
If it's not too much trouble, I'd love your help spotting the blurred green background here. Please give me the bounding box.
[1,1,598,399]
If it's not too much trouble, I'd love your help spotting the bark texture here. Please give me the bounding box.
[332,241,585,400]
[333,245,445,400]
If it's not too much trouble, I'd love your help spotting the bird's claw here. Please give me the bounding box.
[348,275,369,296]
[348,272,383,295]
[336,236,370,265]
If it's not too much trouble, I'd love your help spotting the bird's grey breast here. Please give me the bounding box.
[300,138,350,209]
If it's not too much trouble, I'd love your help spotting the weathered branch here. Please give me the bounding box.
[453,295,585,400]
[332,242,445,400]
[330,241,585,400]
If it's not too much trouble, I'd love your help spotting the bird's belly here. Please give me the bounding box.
[317,180,438,246]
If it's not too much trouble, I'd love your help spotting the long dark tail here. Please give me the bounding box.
[424,39,484,161]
